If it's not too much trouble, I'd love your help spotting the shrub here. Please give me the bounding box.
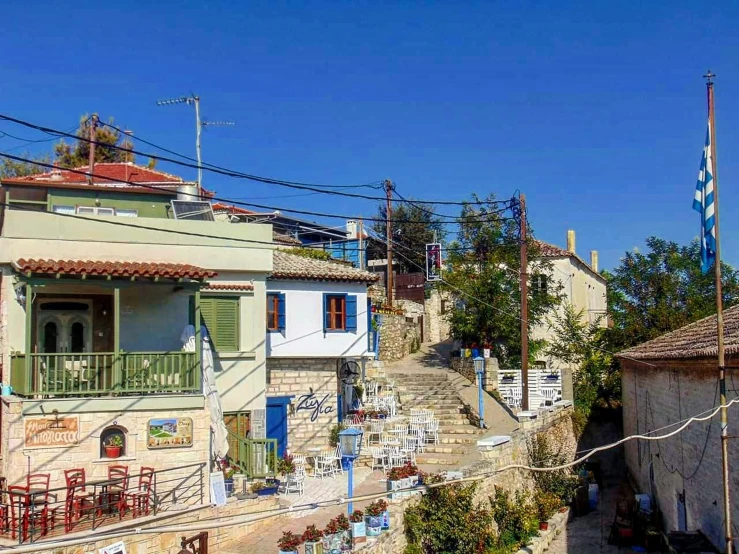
[535,490,562,522]
[301,524,323,543]
[490,487,538,551]
[277,531,302,551]
[329,423,346,447]
[349,510,364,522]
[277,453,296,476]
[335,513,350,531]
[527,434,578,506]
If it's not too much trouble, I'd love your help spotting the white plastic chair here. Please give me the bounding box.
[370,446,387,471]
[425,418,440,445]
[315,450,336,479]
[400,436,417,464]
[331,444,344,476]
[367,420,384,445]
[284,471,305,495]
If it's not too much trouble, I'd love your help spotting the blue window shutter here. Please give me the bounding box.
[277,293,286,331]
[346,295,357,332]
[323,293,329,331]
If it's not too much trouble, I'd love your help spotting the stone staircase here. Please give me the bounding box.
[391,372,485,468]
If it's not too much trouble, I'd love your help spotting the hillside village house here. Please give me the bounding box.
[0,163,272,493]
[531,230,607,400]
[618,307,739,551]
[264,251,378,455]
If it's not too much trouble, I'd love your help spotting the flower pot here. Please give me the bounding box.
[340,529,351,551]
[304,540,323,554]
[278,550,298,554]
[322,533,342,554]
[381,510,390,530]
[351,521,366,546]
[224,478,234,496]
[104,445,121,459]
[365,515,382,537]
[539,521,549,531]
[387,479,403,501]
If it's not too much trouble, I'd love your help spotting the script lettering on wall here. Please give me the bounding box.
[295,393,334,422]
[24,416,80,449]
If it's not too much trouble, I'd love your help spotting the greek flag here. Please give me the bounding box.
[693,121,716,274]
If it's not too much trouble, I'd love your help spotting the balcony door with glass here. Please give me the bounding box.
[37,300,93,354]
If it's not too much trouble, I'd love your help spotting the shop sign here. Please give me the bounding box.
[24,416,79,449]
[147,417,193,449]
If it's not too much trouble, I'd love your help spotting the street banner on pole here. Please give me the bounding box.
[426,243,441,281]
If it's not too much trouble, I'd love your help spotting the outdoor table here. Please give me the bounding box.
[19,488,57,540]
[87,477,127,527]
[305,448,323,476]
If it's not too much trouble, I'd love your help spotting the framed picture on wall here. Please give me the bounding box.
[147,417,193,449]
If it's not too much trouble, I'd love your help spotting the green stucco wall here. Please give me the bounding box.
[48,188,172,218]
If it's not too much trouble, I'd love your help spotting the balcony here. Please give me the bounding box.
[10,351,200,397]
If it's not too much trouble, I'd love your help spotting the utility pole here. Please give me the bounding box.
[87,114,98,185]
[704,70,733,554]
[385,179,394,307]
[358,219,365,270]
[519,193,529,411]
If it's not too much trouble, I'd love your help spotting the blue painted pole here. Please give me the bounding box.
[348,459,354,514]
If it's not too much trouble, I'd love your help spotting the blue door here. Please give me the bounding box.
[266,397,291,458]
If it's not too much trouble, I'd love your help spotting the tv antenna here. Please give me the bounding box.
[156,94,235,190]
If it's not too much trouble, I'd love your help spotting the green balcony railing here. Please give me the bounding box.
[226,430,278,479]
[9,351,200,397]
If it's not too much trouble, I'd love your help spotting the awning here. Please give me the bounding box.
[13,259,217,281]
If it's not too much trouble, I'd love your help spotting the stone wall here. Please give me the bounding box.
[31,494,280,554]
[424,288,451,343]
[451,355,500,393]
[377,313,421,362]
[0,397,211,493]
[361,406,576,553]
[266,357,339,452]
[622,357,739,550]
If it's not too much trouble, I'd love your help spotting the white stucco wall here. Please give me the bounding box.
[266,280,369,358]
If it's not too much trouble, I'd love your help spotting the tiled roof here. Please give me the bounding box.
[618,305,739,361]
[13,259,216,280]
[534,240,603,280]
[270,250,379,283]
[203,283,254,292]
[273,233,302,246]
[212,202,276,217]
[4,163,186,185]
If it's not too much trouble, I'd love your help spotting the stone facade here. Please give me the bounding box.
[622,357,739,550]
[31,494,280,554]
[451,355,500,393]
[377,313,421,362]
[360,406,577,553]
[424,288,451,343]
[0,397,211,493]
[266,357,339,453]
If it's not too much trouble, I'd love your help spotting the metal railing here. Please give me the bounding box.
[226,430,278,479]
[0,462,207,544]
[9,351,200,397]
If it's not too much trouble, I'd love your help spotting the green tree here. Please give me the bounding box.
[0,152,50,178]
[54,114,131,167]
[606,236,739,349]
[443,194,562,366]
[367,201,445,274]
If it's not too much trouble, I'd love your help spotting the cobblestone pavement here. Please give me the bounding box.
[227,470,386,553]
[283,466,373,518]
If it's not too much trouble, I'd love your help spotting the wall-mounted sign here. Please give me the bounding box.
[295,393,334,422]
[147,417,193,449]
[99,541,127,554]
[426,243,442,281]
[24,416,79,449]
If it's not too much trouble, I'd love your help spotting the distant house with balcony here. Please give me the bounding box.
[264,251,378,455]
[0,163,273,490]
[212,203,367,267]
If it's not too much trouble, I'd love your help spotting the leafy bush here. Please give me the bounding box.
[490,488,539,551]
[527,434,578,506]
[285,247,334,261]
[329,423,346,447]
[535,490,561,522]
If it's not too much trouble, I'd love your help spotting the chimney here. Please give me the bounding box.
[590,250,599,272]
[346,220,358,238]
[566,229,576,254]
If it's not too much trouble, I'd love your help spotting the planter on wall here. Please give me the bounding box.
[351,521,366,546]
[365,515,381,537]
[104,446,121,459]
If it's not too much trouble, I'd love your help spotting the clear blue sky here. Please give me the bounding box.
[2,0,739,270]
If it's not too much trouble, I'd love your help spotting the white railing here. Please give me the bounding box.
[497,369,562,410]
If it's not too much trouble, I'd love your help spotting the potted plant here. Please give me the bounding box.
[546,371,559,381]
[104,435,123,458]
[250,480,279,496]
[376,499,390,531]
[334,513,351,550]
[365,500,384,536]
[302,524,324,554]
[387,466,405,501]
[277,531,302,554]
[536,490,561,531]
[277,453,296,477]
[502,372,515,382]
[223,466,235,496]
[322,518,342,552]
[349,510,366,546]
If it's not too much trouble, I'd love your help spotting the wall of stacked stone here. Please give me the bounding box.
[361,406,576,553]
[424,288,451,343]
[378,313,421,361]
[32,494,281,554]
[450,355,500,393]
[266,357,338,452]
[0,397,211,493]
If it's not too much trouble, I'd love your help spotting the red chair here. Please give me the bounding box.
[26,473,50,491]
[8,485,29,540]
[63,469,95,532]
[121,467,154,518]
[8,484,55,541]
[106,465,129,518]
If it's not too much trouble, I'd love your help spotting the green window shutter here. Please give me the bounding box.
[200,297,239,352]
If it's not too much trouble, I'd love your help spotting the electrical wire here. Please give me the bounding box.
[0,152,476,226]
[392,188,517,222]
[0,113,508,207]
[9,396,739,554]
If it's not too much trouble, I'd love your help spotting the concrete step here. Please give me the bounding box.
[439,425,485,435]
[421,444,470,455]
[401,394,460,401]
[439,435,480,445]
[415,452,465,466]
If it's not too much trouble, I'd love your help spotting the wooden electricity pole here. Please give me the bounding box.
[385,179,394,306]
[87,114,98,185]
[519,193,529,411]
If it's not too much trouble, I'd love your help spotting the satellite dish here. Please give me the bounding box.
[339,360,361,385]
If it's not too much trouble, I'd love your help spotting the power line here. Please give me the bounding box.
[0,152,473,226]
[393,187,517,222]
[0,113,504,207]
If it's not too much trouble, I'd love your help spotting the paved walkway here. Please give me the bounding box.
[228,470,386,553]
[283,466,373,518]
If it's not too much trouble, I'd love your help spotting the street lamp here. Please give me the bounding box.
[339,427,364,514]
[474,357,486,429]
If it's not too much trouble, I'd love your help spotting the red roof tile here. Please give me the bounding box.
[211,203,277,217]
[270,250,379,283]
[4,163,186,185]
[13,259,216,280]
[203,283,254,291]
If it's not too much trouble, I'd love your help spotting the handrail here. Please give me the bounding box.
[9,351,200,397]
[225,430,278,480]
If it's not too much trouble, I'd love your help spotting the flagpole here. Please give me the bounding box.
[705,70,733,554]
